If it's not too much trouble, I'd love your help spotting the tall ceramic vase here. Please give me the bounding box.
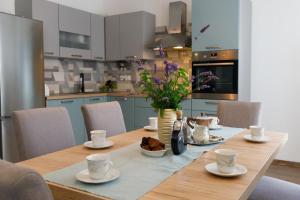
[158,109,177,150]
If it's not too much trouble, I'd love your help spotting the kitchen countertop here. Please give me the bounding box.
[46,92,192,100]
[46,92,148,100]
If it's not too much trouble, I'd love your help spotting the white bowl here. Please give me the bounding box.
[140,147,167,157]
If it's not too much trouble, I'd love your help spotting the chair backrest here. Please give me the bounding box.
[81,101,126,140]
[217,101,262,128]
[0,160,53,200]
[12,107,75,161]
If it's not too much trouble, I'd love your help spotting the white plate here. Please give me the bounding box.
[140,147,167,157]
[83,140,114,149]
[144,126,158,131]
[76,168,120,184]
[205,162,248,177]
[209,125,223,130]
[244,134,270,143]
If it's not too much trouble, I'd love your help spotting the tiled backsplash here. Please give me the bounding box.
[44,50,192,95]
[44,58,103,94]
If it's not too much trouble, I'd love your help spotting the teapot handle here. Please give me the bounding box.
[187,118,195,129]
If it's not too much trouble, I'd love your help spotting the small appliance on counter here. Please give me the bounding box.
[171,112,187,155]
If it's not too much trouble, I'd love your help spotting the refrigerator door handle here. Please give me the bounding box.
[0,116,11,121]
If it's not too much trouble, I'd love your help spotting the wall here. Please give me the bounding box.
[47,0,191,27]
[251,0,300,162]
[0,0,15,14]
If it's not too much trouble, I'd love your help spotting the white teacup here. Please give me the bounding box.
[86,153,113,180]
[148,117,158,129]
[209,116,220,128]
[90,130,106,147]
[249,126,264,139]
[215,149,237,174]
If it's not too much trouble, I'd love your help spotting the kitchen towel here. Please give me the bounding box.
[44,127,244,200]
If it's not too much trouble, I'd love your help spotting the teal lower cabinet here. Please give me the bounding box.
[183,109,192,118]
[82,96,108,138]
[83,96,107,104]
[110,96,135,131]
[134,107,157,129]
[191,99,220,116]
[46,99,86,144]
[181,99,192,118]
[134,97,191,129]
[134,97,157,129]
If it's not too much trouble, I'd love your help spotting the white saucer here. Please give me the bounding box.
[205,162,248,177]
[83,140,114,149]
[144,126,158,131]
[244,134,270,143]
[209,125,222,130]
[76,168,120,184]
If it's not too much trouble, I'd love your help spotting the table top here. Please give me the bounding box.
[18,129,288,200]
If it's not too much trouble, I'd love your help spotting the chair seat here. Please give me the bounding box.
[249,176,300,200]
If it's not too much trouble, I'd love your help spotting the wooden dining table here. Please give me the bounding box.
[18,129,287,200]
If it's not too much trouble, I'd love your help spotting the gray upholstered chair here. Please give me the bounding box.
[81,101,126,140]
[217,101,300,200]
[249,176,300,200]
[217,101,262,128]
[12,107,75,161]
[0,160,53,200]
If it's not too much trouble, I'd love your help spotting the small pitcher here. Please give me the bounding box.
[192,124,209,144]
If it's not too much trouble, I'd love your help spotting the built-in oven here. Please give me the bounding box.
[192,50,238,100]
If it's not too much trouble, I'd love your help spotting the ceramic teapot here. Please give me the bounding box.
[187,117,213,129]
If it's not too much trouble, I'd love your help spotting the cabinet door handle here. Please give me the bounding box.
[44,52,54,55]
[114,97,127,101]
[125,56,137,59]
[205,101,218,105]
[89,98,100,101]
[71,54,83,58]
[61,100,74,104]
[94,56,103,60]
[205,46,222,50]
[0,116,11,121]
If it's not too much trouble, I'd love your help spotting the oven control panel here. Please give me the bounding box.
[192,49,238,62]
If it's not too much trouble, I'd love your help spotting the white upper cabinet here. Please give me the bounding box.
[15,0,60,57]
[91,14,105,61]
[59,5,91,36]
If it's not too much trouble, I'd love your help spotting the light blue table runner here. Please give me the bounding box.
[44,127,244,200]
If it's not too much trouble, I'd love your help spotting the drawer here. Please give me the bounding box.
[135,97,191,110]
[192,110,217,117]
[192,99,219,112]
[180,99,192,110]
[84,96,107,104]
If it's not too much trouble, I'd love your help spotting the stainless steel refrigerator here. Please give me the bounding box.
[0,13,45,162]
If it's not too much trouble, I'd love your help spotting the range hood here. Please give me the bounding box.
[152,1,191,50]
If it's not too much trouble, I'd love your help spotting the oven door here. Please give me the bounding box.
[192,60,238,100]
